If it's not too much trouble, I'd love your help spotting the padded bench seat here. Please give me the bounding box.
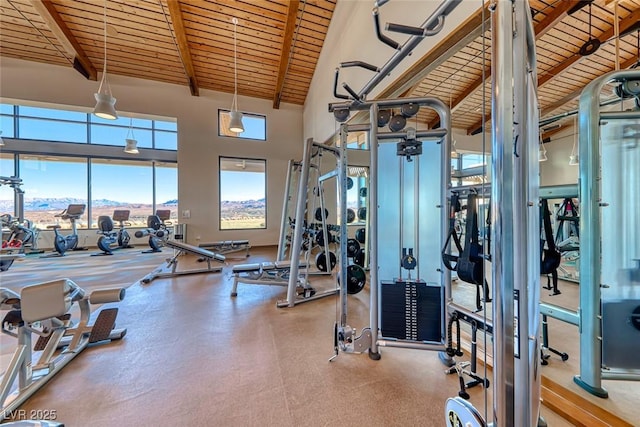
[260,262,276,271]
[274,260,308,269]
[200,240,250,247]
[232,263,262,273]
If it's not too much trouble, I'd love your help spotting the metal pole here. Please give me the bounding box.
[513,2,542,425]
[286,138,314,307]
[369,102,380,358]
[338,125,349,324]
[575,69,640,397]
[339,125,350,327]
[491,1,515,424]
[277,160,295,261]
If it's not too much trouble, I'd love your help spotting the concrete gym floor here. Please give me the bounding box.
[0,246,589,426]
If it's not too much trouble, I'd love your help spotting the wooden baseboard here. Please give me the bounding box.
[541,376,634,427]
[454,330,633,426]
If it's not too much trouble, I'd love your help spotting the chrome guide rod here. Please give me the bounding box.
[277,160,296,261]
[491,1,516,424]
[369,102,380,357]
[286,138,315,306]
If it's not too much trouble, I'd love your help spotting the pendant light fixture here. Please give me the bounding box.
[93,0,117,120]
[569,116,579,165]
[228,17,244,133]
[451,139,459,159]
[124,117,139,154]
[539,135,548,162]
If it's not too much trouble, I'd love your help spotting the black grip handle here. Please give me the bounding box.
[385,22,424,36]
[342,83,361,102]
[340,61,379,72]
[333,68,349,100]
[373,9,400,50]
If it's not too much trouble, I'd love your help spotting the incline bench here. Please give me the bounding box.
[141,240,225,284]
[199,240,251,258]
[231,260,309,297]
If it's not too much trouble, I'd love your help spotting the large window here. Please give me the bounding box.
[1,104,15,138]
[20,156,88,229]
[155,163,178,223]
[451,152,490,187]
[218,110,266,141]
[0,103,177,150]
[91,159,153,227]
[0,153,16,217]
[219,157,266,230]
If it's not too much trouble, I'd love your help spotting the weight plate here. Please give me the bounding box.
[357,207,367,221]
[347,264,366,294]
[359,187,367,198]
[346,238,360,258]
[347,177,354,190]
[347,208,356,223]
[354,248,365,267]
[315,251,337,272]
[355,228,366,244]
[315,207,329,222]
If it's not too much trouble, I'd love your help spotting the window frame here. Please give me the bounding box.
[218,156,267,231]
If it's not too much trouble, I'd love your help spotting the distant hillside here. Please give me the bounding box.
[0,198,139,212]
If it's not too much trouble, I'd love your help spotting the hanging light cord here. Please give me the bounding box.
[232,18,239,112]
[127,117,135,139]
[98,0,108,93]
[572,115,578,156]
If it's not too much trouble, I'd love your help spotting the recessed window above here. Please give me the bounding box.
[218,109,266,141]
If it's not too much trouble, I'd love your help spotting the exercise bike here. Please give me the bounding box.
[46,204,87,257]
[113,209,133,248]
[94,210,135,255]
[135,209,172,253]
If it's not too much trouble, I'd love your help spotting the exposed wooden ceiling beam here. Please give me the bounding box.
[468,53,639,135]
[433,0,582,130]
[541,125,567,140]
[273,0,300,109]
[466,7,640,134]
[538,8,640,87]
[167,0,199,96]
[29,0,97,80]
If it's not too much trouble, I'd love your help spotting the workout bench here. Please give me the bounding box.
[199,240,251,258]
[141,240,225,284]
[231,260,310,298]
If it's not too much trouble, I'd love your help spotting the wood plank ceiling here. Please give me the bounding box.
[395,0,640,135]
[1,0,638,128]
[0,0,337,108]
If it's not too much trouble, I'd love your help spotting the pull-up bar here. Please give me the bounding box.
[332,0,462,105]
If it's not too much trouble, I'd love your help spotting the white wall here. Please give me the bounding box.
[303,0,478,143]
[0,57,303,246]
[540,127,579,186]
